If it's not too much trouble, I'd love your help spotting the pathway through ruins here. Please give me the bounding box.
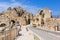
[15,26,34,40]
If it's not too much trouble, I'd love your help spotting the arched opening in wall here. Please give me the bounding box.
[24,16,26,18]
[17,11,22,17]
[14,8,24,17]
[40,10,45,18]
[10,20,16,28]
[36,18,39,21]
[17,10,24,17]
[57,26,60,31]
[0,23,6,27]
[41,19,44,26]
[0,13,3,16]
[11,20,15,24]
[40,10,43,15]
[28,19,30,24]
[55,23,60,31]
[51,15,53,18]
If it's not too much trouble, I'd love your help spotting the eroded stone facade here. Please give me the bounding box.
[31,8,60,31]
[1,7,33,26]
[0,7,60,31]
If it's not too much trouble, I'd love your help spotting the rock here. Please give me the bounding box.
[30,8,59,31]
[0,14,10,28]
[1,6,33,26]
[1,6,59,31]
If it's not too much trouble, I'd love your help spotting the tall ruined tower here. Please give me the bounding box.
[43,8,51,18]
[36,8,52,27]
[31,8,54,30]
[43,8,52,25]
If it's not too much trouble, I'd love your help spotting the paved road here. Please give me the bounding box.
[16,26,34,40]
[28,26,60,40]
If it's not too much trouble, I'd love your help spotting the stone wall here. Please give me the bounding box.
[1,7,33,26]
[31,8,60,31]
[0,6,60,31]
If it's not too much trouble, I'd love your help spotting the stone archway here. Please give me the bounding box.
[39,10,45,18]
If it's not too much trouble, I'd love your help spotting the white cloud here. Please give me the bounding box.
[0,2,40,14]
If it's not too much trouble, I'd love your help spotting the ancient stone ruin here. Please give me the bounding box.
[0,7,60,34]
[31,8,60,31]
[0,6,33,40]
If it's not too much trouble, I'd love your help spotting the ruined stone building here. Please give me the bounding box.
[0,7,33,40]
[30,8,60,31]
[0,14,10,29]
[0,6,60,31]
[0,13,18,40]
[1,7,33,26]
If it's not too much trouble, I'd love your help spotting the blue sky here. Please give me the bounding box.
[0,0,60,15]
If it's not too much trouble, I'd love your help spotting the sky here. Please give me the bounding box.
[0,0,60,15]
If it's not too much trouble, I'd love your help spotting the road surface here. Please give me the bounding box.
[28,26,60,40]
[15,26,34,40]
